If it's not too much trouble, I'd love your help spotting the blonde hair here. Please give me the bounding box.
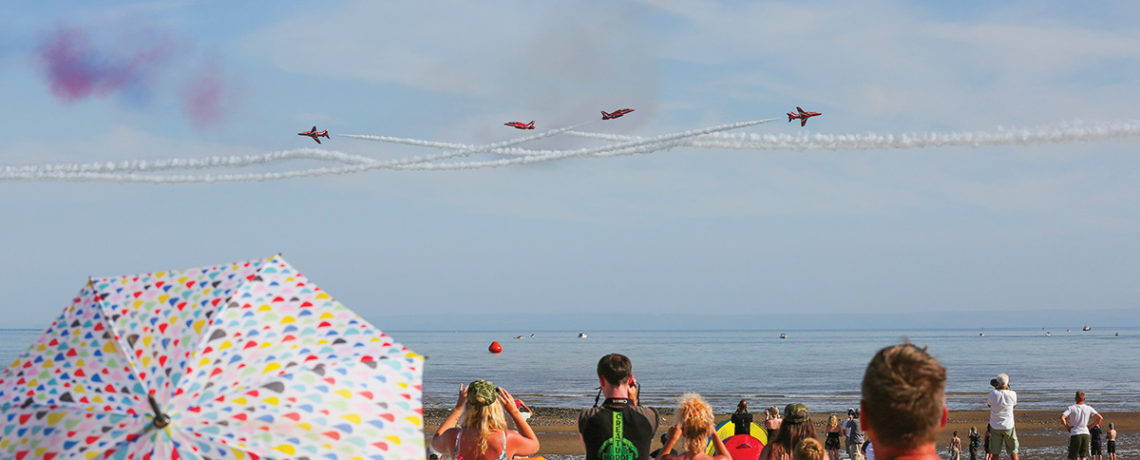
[767,406,780,419]
[793,438,825,460]
[676,393,715,454]
[461,399,507,454]
[827,415,839,431]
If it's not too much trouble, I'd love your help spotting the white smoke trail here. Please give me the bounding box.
[0,123,595,181]
[340,121,592,161]
[0,149,373,175]
[6,119,1138,183]
[565,120,1140,151]
[3,119,770,183]
[336,134,470,150]
[396,119,775,170]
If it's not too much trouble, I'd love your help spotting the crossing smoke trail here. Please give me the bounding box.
[396,119,776,171]
[565,120,1140,151]
[339,120,592,162]
[0,121,593,178]
[3,119,1138,183]
[1,119,771,183]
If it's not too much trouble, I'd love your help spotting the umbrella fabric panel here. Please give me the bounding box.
[178,361,422,459]
[0,282,149,414]
[93,259,268,407]
[0,255,425,460]
[174,259,419,409]
[0,407,149,460]
[171,257,424,459]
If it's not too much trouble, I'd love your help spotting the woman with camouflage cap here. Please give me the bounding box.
[432,380,541,460]
[759,403,817,460]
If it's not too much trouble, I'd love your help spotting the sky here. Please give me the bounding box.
[1,1,1138,331]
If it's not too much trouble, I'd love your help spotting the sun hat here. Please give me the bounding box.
[467,379,498,407]
[784,403,810,424]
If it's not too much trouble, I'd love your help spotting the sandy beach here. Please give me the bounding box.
[425,408,1137,459]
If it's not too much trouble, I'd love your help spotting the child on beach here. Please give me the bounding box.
[949,431,962,460]
[764,406,783,440]
[968,427,981,460]
[1089,422,1103,460]
[432,380,541,460]
[793,438,825,460]
[1105,423,1116,460]
[658,393,731,460]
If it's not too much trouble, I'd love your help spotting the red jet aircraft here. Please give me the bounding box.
[298,126,330,144]
[504,121,535,130]
[601,108,635,120]
[787,107,822,127]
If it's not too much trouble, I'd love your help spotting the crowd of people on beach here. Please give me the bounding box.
[429,344,1121,460]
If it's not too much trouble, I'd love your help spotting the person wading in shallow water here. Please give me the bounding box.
[579,353,659,460]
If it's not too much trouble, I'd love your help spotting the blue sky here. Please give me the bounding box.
[2,1,1138,330]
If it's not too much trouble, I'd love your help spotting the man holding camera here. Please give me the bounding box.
[579,353,659,460]
[987,373,1019,460]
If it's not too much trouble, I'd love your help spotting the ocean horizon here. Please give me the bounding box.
[3,327,1136,414]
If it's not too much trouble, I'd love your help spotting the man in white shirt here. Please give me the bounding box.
[1061,391,1103,460]
[987,373,1018,460]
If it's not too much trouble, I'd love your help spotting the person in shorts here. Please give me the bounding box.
[1105,423,1117,460]
[845,408,865,460]
[1089,421,1103,460]
[1061,391,1103,460]
[987,374,1018,460]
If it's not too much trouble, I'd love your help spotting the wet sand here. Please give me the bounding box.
[425,408,1138,459]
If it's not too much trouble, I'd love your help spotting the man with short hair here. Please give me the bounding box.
[845,408,865,460]
[1061,391,1103,460]
[579,353,660,460]
[859,343,948,460]
[987,373,1019,460]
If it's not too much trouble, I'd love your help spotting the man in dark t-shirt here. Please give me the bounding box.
[579,353,660,460]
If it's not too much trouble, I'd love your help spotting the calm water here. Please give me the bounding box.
[2,328,1138,414]
[393,328,1140,413]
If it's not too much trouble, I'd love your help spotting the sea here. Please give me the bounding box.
[2,327,1137,413]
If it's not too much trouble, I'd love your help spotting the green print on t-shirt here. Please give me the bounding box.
[598,411,638,460]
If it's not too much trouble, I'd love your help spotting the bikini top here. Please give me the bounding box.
[455,429,508,460]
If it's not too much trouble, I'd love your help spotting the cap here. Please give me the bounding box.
[467,379,498,407]
[995,373,1009,387]
[784,403,810,424]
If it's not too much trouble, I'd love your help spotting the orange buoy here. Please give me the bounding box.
[488,341,503,353]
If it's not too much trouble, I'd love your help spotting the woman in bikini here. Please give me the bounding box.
[432,380,540,460]
[659,393,732,460]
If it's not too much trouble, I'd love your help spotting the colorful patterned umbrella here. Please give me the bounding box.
[0,255,424,460]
